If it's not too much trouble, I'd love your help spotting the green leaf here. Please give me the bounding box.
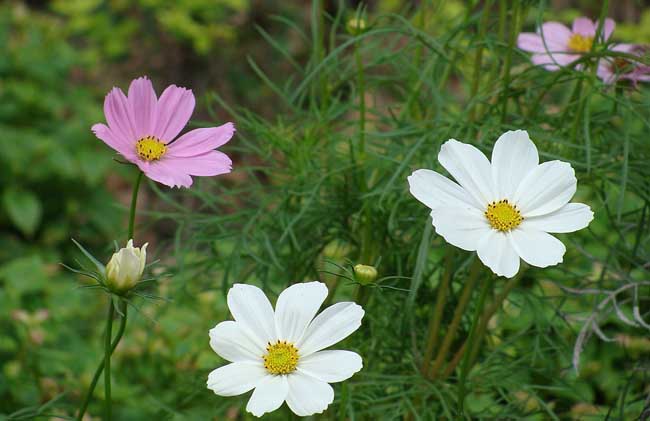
[2,188,42,237]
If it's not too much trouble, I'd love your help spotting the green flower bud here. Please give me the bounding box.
[346,17,367,35]
[354,264,377,285]
[106,239,147,293]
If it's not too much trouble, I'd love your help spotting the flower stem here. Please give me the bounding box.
[420,250,454,375]
[439,272,522,380]
[77,301,128,420]
[468,0,492,123]
[500,0,520,123]
[104,299,114,420]
[128,171,144,240]
[457,275,493,414]
[428,258,482,380]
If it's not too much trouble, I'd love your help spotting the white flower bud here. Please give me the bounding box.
[106,239,147,293]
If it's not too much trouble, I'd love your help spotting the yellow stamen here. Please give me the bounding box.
[263,340,299,375]
[567,34,593,53]
[485,199,523,232]
[136,136,166,161]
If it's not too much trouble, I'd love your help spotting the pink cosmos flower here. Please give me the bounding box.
[92,76,234,188]
[518,17,615,71]
[597,44,650,85]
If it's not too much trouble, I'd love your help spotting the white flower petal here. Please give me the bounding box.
[297,302,364,356]
[510,228,566,268]
[431,206,492,251]
[246,375,289,418]
[476,230,520,278]
[207,362,266,397]
[275,282,328,343]
[209,321,264,363]
[513,160,576,217]
[491,130,539,199]
[227,284,277,347]
[286,372,334,417]
[298,350,362,383]
[438,139,496,205]
[407,169,481,211]
[521,203,593,233]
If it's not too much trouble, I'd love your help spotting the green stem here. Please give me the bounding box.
[354,41,366,167]
[428,259,482,380]
[104,299,114,420]
[77,302,128,420]
[440,272,521,380]
[500,0,519,123]
[468,0,492,123]
[457,275,492,414]
[420,250,454,375]
[128,171,143,240]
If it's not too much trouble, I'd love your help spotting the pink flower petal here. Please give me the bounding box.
[91,123,137,161]
[603,18,615,40]
[139,160,194,188]
[153,85,195,143]
[539,22,572,48]
[531,52,578,70]
[517,33,547,53]
[572,17,596,37]
[127,76,157,139]
[104,87,137,145]
[165,151,232,176]
[596,61,615,84]
[166,123,235,157]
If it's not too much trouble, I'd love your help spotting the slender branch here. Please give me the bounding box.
[457,276,493,414]
[77,301,128,420]
[420,250,454,375]
[440,272,522,380]
[428,259,482,380]
[128,171,144,240]
[104,300,114,420]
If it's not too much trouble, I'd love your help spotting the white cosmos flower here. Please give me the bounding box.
[207,282,364,417]
[408,130,594,278]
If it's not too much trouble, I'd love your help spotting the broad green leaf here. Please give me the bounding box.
[2,188,42,237]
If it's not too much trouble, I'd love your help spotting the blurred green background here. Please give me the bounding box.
[1,0,650,419]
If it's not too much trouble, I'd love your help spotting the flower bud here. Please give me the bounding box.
[346,16,367,35]
[353,264,377,285]
[106,239,147,293]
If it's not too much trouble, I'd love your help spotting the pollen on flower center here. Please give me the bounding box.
[136,136,166,161]
[485,199,523,232]
[567,34,593,53]
[263,340,299,375]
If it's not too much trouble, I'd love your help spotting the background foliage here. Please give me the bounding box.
[1,0,650,419]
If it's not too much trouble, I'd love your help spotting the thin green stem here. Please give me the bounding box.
[104,299,114,420]
[77,301,128,420]
[428,258,482,380]
[440,272,521,380]
[128,171,143,240]
[468,0,491,123]
[500,0,519,123]
[457,275,492,414]
[354,42,366,166]
[420,250,454,375]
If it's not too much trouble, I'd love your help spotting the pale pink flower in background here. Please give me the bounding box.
[518,17,615,71]
[92,76,234,188]
[597,44,650,85]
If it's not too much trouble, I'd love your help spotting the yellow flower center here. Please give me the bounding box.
[485,199,523,232]
[567,34,593,53]
[136,136,166,161]
[263,340,299,375]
